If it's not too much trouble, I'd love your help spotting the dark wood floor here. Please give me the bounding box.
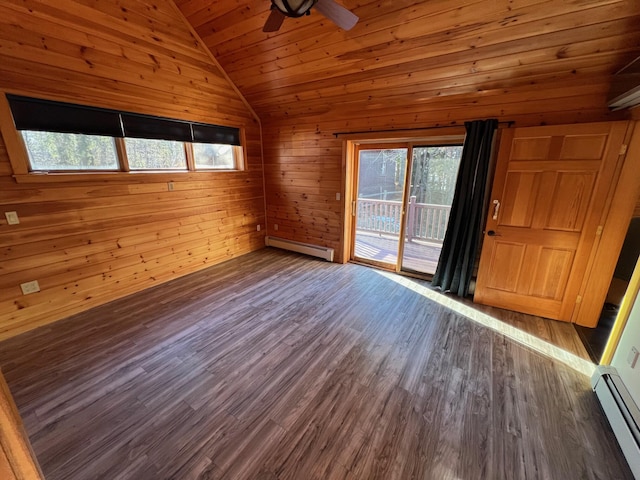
[0,248,632,479]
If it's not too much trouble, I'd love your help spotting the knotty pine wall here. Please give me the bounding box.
[263,88,630,263]
[0,0,265,340]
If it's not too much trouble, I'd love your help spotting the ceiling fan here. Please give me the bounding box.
[263,0,359,32]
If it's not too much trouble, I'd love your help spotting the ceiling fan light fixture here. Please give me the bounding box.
[272,0,318,17]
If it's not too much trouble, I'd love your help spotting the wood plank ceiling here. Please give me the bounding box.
[175,0,640,122]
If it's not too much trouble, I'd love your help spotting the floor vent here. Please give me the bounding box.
[265,236,334,262]
[592,366,640,478]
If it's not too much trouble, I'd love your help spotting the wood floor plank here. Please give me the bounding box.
[0,248,633,479]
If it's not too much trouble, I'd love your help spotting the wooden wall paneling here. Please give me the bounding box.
[0,213,262,296]
[0,234,266,340]
[258,76,616,120]
[177,0,640,265]
[0,0,265,340]
[0,210,263,291]
[251,67,619,119]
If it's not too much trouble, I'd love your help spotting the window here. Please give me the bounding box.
[5,94,244,175]
[125,138,187,170]
[21,131,119,171]
[193,143,236,170]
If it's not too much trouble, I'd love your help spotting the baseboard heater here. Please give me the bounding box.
[592,366,640,478]
[265,236,334,262]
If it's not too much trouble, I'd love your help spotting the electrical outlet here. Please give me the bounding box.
[628,347,639,368]
[257,224,261,232]
[20,280,40,295]
[5,211,19,225]
[274,224,278,231]
[336,193,341,201]
[167,182,174,191]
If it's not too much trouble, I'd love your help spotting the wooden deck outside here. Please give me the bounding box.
[354,231,442,274]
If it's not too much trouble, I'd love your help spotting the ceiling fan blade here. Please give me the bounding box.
[314,0,358,31]
[263,8,286,32]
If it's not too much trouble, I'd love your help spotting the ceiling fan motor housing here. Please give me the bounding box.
[272,0,318,17]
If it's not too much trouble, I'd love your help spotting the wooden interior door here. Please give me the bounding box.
[474,122,630,321]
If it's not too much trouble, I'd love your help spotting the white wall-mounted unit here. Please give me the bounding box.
[265,236,334,262]
[592,366,640,479]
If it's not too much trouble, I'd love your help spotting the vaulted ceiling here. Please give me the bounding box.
[175,0,640,122]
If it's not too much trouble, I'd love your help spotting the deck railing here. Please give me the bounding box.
[356,197,451,244]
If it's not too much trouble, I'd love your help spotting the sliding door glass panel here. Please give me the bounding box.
[401,145,463,274]
[354,148,408,266]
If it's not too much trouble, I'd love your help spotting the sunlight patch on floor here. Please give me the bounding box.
[374,270,596,377]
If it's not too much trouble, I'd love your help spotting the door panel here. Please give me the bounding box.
[560,134,607,159]
[400,144,463,275]
[511,136,551,159]
[484,242,526,292]
[474,122,629,321]
[545,172,595,231]
[352,146,408,268]
[529,247,574,300]
[500,171,540,227]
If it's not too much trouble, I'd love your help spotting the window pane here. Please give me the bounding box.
[21,131,119,171]
[193,143,235,170]
[125,138,187,170]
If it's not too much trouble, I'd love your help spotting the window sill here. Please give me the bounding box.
[12,170,243,184]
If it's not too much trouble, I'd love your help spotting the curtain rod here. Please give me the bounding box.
[332,121,515,138]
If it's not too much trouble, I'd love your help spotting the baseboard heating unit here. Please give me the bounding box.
[265,236,334,262]
[592,366,640,478]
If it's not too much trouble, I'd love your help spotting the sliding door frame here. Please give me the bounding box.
[351,142,411,271]
[344,130,466,274]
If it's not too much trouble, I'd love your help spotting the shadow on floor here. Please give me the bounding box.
[574,303,618,363]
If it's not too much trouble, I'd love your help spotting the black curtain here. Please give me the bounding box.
[432,119,498,296]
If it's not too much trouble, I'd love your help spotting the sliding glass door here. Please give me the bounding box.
[353,146,408,268]
[351,142,462,275]
[400,145,463,275]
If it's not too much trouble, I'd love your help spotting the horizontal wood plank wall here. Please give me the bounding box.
[262,107,628,264]
[0,0,265,341]
[177,0,640,264]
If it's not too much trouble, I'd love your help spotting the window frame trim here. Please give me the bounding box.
[0,92,247,182]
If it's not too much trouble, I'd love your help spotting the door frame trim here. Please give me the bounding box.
[341,129,466,265]
[574,121,640,327]
[350,142,410,271]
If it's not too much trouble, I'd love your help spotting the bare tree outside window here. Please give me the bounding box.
[193,143,235,169]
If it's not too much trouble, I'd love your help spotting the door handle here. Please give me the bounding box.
[487,230,501,237]
[492,199,501,220]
